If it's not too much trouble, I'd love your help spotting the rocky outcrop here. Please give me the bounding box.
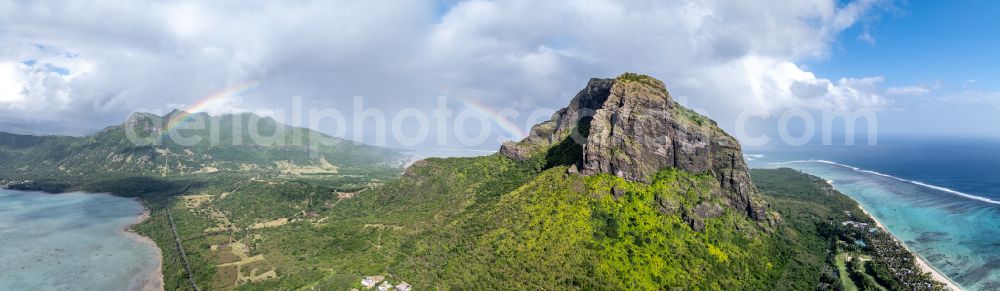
[685,202,725,232]
[123,112,164,135]
[501,73,767,221]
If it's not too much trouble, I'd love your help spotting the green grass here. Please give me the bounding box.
[836,252,861,291]
[616,72,661,89]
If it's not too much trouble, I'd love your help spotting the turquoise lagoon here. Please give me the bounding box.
[0,189,162,290]
[747,138,1000,290]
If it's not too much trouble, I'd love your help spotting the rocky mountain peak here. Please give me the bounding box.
[501,73,767,221]
[123,112,164,134]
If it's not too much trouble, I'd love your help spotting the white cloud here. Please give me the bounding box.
[419,0,895,126]
[886,85,932,96]
[0,62,26,103]
[858,31,876,45]
[682,56,890,123]
[0,0,896,145]
[0,48,95,112]
[936,91,1000,109]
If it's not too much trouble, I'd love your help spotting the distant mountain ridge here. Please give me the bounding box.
[0,119,99,137]
[0,110,407,179]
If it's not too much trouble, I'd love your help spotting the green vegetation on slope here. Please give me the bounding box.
[2,138,949,290]
[393,166,782,289]
[0,111,406,183]
[230,152,820,289]
[118,159,952,291]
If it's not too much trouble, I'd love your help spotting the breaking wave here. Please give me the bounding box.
[772,159,1000,206]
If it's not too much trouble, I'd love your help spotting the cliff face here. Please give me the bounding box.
[501,73,767,220]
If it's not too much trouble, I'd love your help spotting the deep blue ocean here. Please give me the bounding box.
[747,137,1000,290]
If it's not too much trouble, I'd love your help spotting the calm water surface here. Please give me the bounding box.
[0,189,160,290]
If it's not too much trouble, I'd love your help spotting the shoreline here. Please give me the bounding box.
[123,199,165,291]
[0,188,166,290]
[854,203,962,291]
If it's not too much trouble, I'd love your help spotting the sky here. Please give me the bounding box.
[0,0,997,149]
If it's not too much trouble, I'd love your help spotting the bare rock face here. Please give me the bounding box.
[501,73,767,221]
[686,202,726,231]
[500,78,613,161]
[123,112,164,134]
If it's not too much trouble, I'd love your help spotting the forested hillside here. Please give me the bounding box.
[0,74,945,290]
[0,110,406,193]
[753,168,947,291]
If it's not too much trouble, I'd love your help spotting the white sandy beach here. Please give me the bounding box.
[855,204,962,291]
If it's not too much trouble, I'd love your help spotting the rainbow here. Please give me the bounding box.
[163,81,259,133]
[456,95,527,140]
